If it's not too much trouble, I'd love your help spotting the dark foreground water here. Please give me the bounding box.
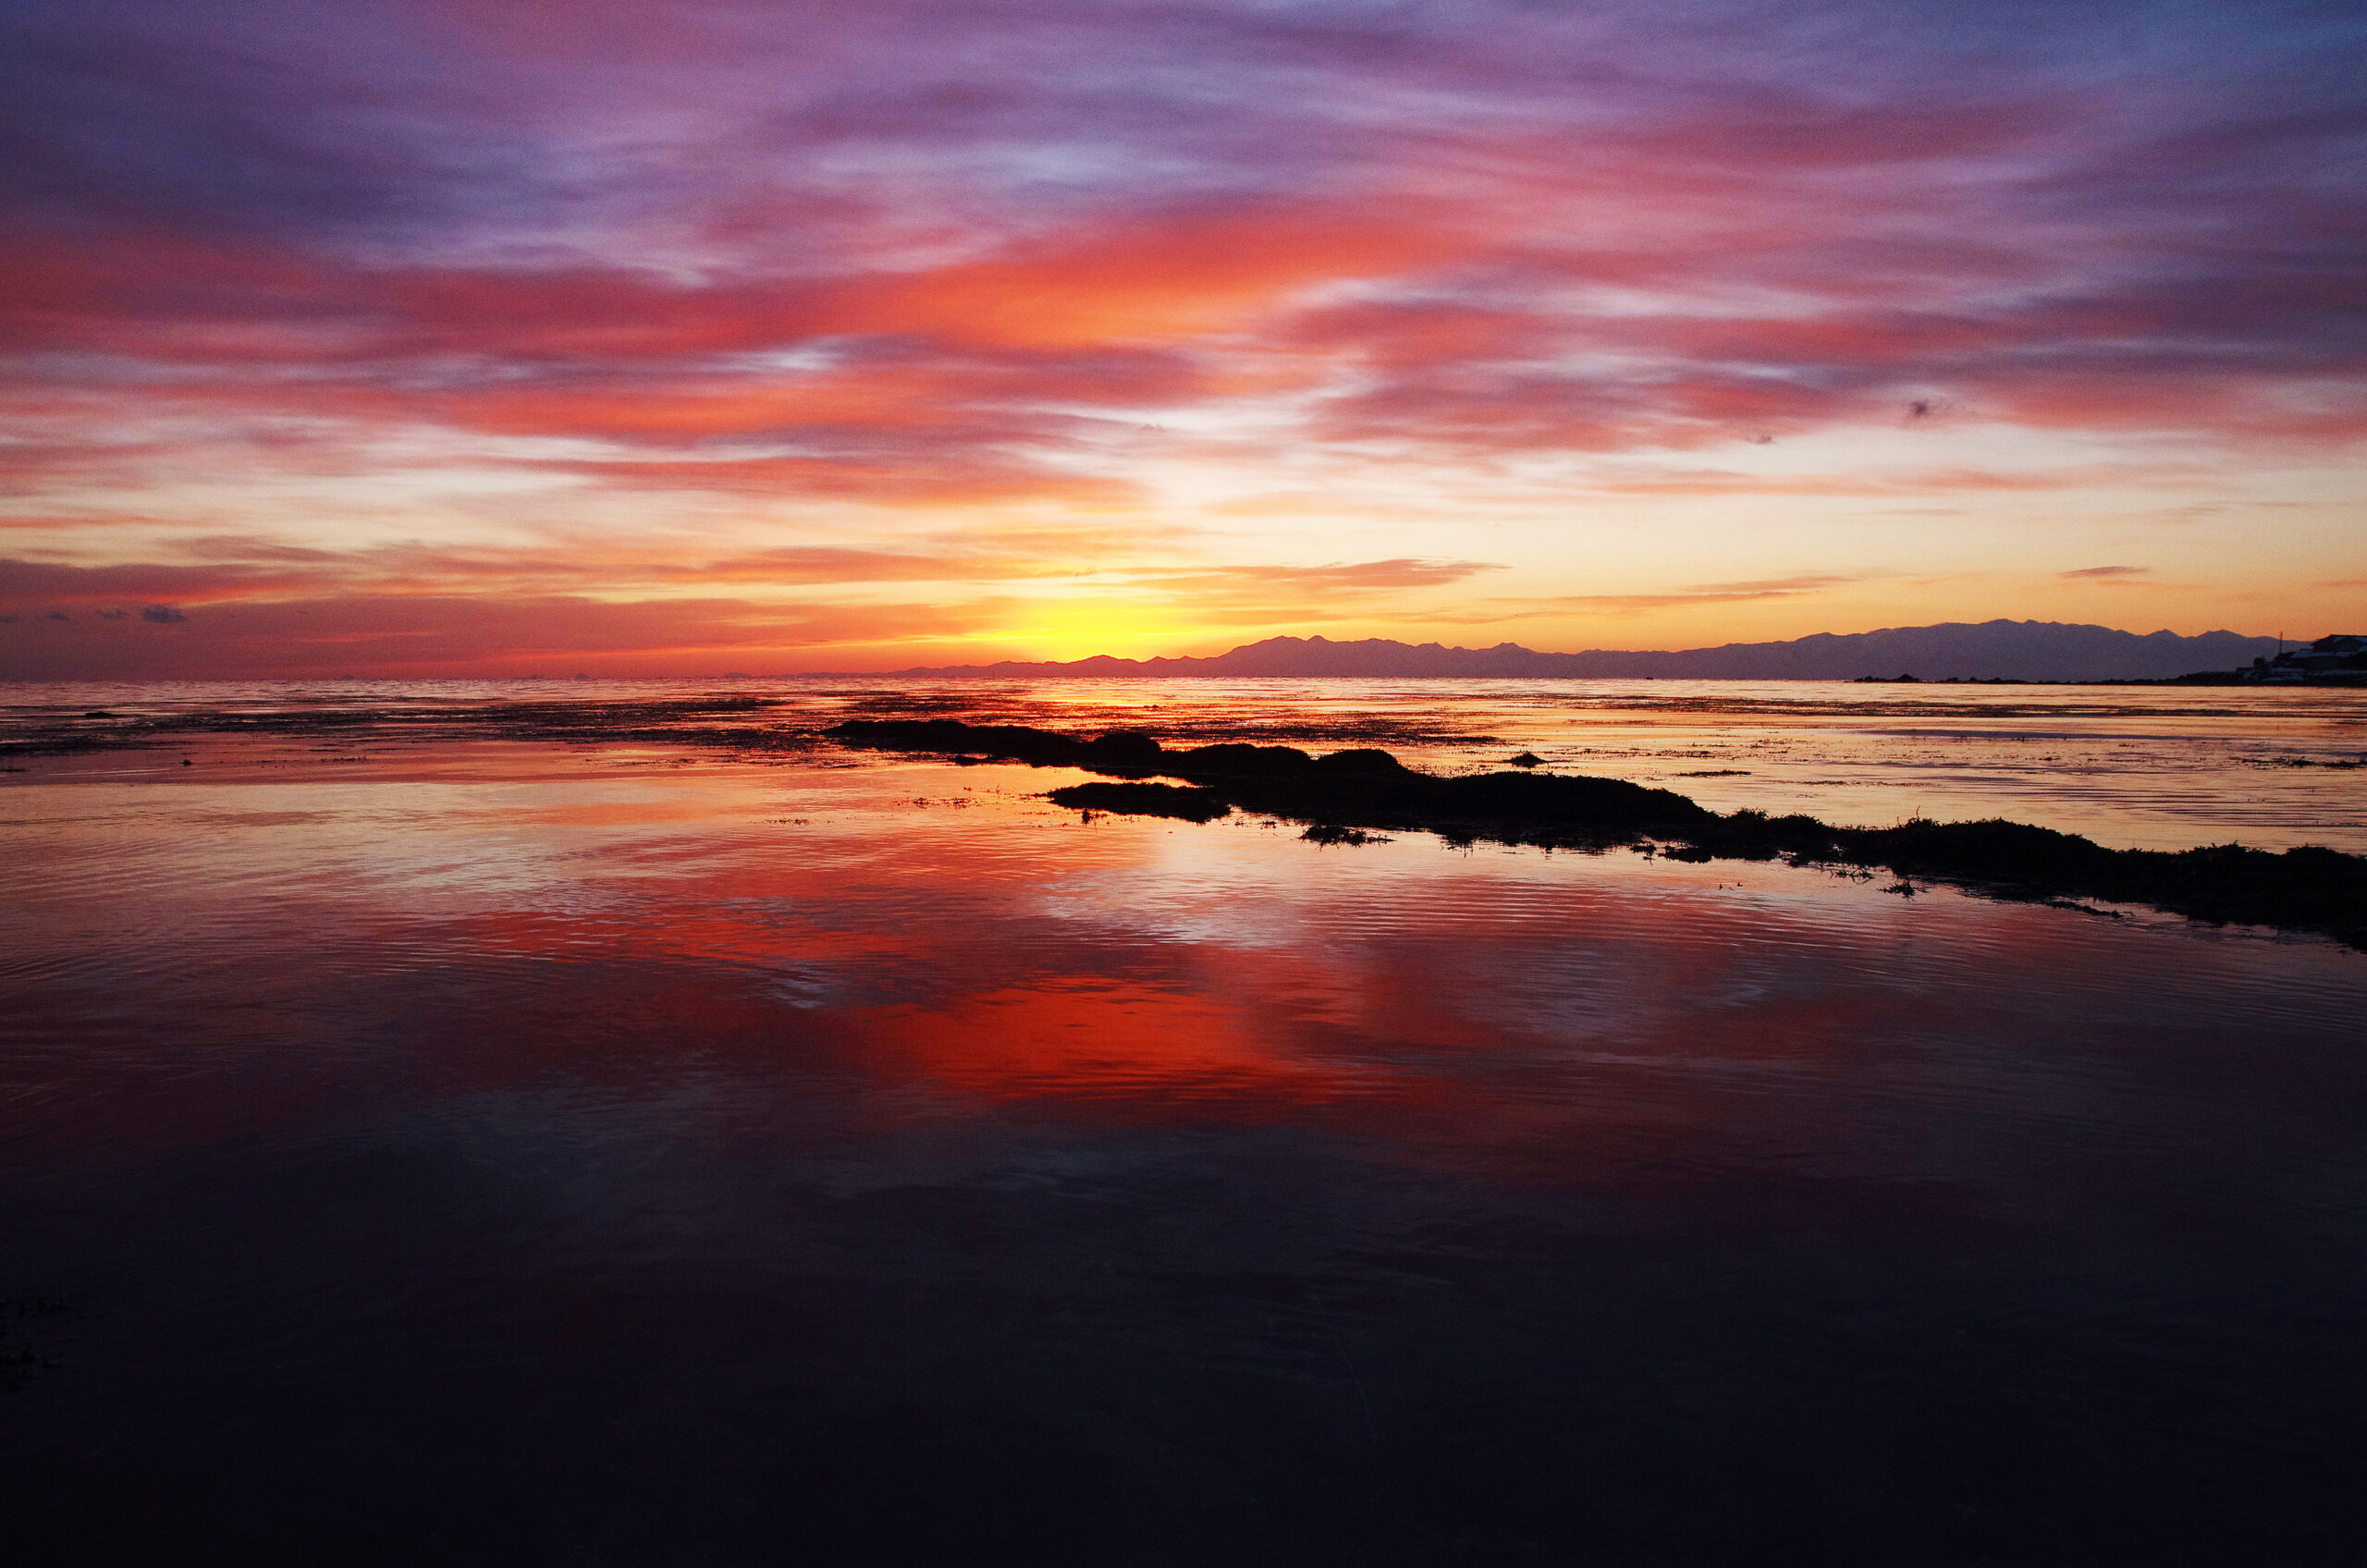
[5,682,2366,1564]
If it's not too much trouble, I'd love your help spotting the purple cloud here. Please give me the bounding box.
[1,0,2359,671]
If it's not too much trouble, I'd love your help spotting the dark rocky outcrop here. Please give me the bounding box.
[827,718,2367,949]
[828,718,1710,840]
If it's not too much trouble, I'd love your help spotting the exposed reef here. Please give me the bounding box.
[828,718,2367,949]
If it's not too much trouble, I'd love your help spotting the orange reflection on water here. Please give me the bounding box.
[852,976,1409,1117]
[11,738,2364,1201]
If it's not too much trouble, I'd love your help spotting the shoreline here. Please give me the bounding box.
[3,694,2356,949]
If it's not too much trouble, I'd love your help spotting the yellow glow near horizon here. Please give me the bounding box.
[970,601,1198,663]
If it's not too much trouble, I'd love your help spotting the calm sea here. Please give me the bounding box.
[5,679,2365,1564]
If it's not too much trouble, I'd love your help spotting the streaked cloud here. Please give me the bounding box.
[3,0,2361,674]
[1453,574,1871,620]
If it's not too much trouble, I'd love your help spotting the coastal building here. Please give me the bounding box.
[2248,633,2367,684]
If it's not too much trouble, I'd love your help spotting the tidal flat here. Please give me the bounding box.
[5,679,2365,1564]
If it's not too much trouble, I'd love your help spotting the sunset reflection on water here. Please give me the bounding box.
[6,722,2366,1564]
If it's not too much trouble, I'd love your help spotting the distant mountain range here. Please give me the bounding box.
[863,620,2285,682]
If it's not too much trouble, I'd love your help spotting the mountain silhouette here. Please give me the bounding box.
[856,620,2280,681]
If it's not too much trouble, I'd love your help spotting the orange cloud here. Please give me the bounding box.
[829,207,1466,349]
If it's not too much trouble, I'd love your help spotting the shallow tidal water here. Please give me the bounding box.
[5,680,2366,1564]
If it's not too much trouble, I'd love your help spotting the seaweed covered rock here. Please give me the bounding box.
[1168,742,1318,778]
[1858,817,2116,888]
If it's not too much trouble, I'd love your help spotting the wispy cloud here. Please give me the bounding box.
[1485,574,1867,617]
[0,589,1027,680]
[0,546,1515,673]
[2,0,2358,670]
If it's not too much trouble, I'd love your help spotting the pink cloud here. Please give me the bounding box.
[3,0,2358,663]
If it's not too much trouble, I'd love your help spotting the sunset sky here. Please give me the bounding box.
[3,0,2361,677]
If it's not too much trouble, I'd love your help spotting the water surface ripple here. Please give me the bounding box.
[3,687,2363,1565]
